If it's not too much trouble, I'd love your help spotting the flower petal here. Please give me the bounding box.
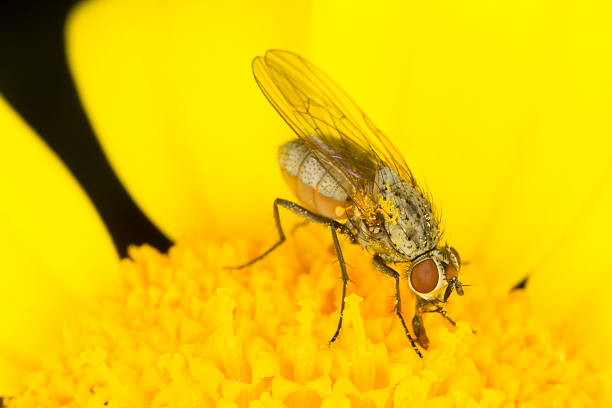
[308,0,612,290]
[66,0,311,241]
[11,230,612,405]
[0,98,118,393]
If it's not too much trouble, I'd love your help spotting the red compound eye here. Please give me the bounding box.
[410,259,439,294]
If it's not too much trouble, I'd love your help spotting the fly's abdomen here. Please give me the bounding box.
[279,140,352,220]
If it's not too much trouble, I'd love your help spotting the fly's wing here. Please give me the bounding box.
[253,49,420,223]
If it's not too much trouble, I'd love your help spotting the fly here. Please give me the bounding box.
[228,50,464,358]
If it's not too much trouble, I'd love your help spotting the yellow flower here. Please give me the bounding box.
[3,0,612,406]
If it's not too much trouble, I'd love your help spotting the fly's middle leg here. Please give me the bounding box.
[328,224,350,345]
[373,255,423,358]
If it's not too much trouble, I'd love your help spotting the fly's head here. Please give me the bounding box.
[406,246,464,303]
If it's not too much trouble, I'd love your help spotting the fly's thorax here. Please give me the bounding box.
[374,167,439,259]
[350,216,400,262]
[345,208,410,264]
[279,140,352,220]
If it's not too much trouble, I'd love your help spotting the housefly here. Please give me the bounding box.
[228,50,464,357]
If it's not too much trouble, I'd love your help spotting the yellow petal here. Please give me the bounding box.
[66,0,311,241]
[0,97,118,393]
[309,0,612,289]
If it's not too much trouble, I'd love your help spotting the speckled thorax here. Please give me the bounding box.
[279,139,439,263]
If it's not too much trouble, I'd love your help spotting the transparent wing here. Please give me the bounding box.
[253,49,420,221]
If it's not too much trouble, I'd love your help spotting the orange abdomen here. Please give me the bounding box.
[279,140,352,220]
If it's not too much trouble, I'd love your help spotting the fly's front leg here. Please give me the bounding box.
[418,298,458,327]
[414,299,462,348]
[373,255,422,358]
[422,306,478,335]
[422,305,457,327]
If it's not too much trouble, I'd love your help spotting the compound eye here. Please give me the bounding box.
[410,259,439,294]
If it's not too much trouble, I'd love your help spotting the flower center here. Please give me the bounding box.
[11,229,611,406]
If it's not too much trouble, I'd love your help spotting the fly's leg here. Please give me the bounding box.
[412,298,432,349]
[225,198,355,345]
[224,198,286,269]
[328,224,350,345]
[373,255,423,358]
[414,299,469,348]
[413,298,459,348]
[421,305,457,327]
[421,304,478,334]
[225,198,354,268]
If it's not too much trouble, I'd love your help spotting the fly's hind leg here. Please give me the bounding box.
[225,198,355,345]
[373,255,423,358]
[225,198,293,270]
[225,198,354,267]
[425,306,457,327]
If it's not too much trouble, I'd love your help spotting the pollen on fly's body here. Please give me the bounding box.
[226,49,465,358]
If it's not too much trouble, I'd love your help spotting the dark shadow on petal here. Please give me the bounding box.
[511,275,529,291]
[0,0,173,256]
